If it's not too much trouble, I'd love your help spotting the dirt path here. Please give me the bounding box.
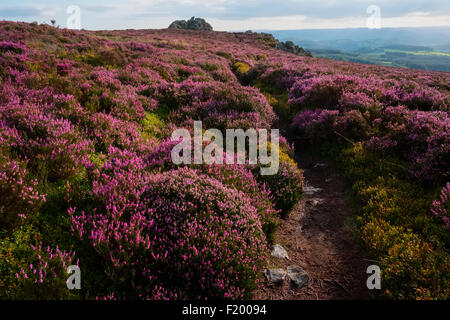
[255,149,371,300]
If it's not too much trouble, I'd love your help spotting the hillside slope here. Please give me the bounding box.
[0,21,448,300]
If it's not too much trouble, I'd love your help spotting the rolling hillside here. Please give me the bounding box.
[0,21,449,300]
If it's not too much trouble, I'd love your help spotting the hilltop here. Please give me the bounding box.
[168,16,213,31]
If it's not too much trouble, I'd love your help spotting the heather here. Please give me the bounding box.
[287,91,449,298]
[0,20,449,300]
[0,21,304,299]
[218,30,449,298]
[68,150,266,299]
[254,54,449,300]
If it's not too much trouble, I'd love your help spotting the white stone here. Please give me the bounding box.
[271,244,289,259]
[304,186,323,195]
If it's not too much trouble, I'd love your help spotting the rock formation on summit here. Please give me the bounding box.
[169,17,213,31]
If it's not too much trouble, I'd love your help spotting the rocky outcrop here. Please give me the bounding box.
[287,266,309,288]
[264,268,287,285]
[168,17,213,31]
[240,31,312,57]
[276,40,313,57]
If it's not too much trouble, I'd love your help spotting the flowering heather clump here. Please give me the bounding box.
[142,168,266,299]
[291,109,340,141]
[199,162,280,242]
[257,159,304,218]
[288,74,448,112]
[431,183,450,228]
[16,243,76,294]
[252,143,305,217]
[146,138,182,170]
[0,224,79,300]
[292,106,449,184]
[145,137,299,230]
[84,112,145,153]
[289,75,362,110]
[154,79,276,130]
[70,166,266,299]
[0,157,46,228]
[367,106,449,183]
[0,41,28,54]
[56,61,73,76]
[338,90,374,110]
[382,81,448,111]
[1,103,94,181]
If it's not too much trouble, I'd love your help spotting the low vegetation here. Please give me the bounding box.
[0,21,448,300]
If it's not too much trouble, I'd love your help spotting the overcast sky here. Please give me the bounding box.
[1,0,450,31]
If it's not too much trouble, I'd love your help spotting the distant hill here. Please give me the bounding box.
[266,27,450,72]
[267,27,450,48]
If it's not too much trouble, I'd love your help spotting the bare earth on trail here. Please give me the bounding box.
[255,150,371,300]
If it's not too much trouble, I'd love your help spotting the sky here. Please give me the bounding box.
[1,0,450,31]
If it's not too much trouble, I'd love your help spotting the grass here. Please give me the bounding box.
[384,49,450,57]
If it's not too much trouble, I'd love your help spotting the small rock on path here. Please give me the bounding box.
[271,244,290,259]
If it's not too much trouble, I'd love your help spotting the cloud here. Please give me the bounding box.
[117,0,450,20]
[208,12,450,31]
[0,7,42,18]
[0,4,63,20]
[83,6,117,13]
[0,0,449,30]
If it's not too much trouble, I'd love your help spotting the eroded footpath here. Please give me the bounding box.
[255,149,371,300]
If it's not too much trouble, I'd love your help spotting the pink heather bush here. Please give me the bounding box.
[254,158,305,217]
[153,79,276,130]
[84,112,145,153]
[288,74,448,112]
[0,100,94,181]
[382,81,448,111]
[0,157,46,228]
[199,163,280,241]
[141,168,266,299]
[431,183,450,228]
[146,139,286,240]
[69,162,267,299]
[56,60,73,76]
[291,106,449,184]
[15,242,77,299]
[146,137,300,228]
[0,41,28,54]
[146,138,185,171]
[289,75,363,110]
[291,109,340,142]
[368,106,449,182]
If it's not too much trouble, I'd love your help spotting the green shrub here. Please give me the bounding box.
[0,226,80,300]
[233,61,251,75]
[254,143,304,217]
[141,112,166,140]
[342,144,450,299]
